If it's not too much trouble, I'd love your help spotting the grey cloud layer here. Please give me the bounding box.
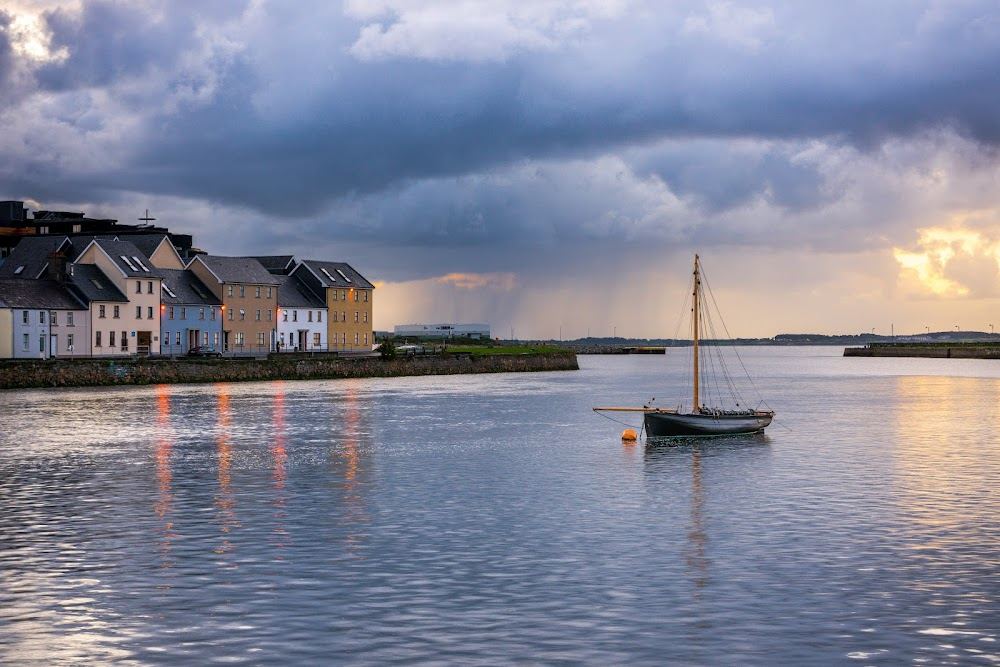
[2,1,1000,252]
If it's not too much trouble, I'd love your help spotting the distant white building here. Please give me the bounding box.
[394,323,490,340]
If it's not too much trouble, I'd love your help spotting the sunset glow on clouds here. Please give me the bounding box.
[2,1,1000,337]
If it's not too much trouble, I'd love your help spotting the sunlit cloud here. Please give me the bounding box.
[435,272,517,290]
[894,219,1000,297]
[7,11,67,64]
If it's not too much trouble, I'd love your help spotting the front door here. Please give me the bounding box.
[137,331,151,354]
[49,334,57,358]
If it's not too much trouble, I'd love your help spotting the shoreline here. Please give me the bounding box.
[0,352,579,390]
[844,345,1000,359]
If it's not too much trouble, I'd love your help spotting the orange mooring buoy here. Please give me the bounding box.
[622,428,638,442]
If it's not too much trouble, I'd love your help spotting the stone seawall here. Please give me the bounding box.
[0,353,579,390]
[844,346,1000,359]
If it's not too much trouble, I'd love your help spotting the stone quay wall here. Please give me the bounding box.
[844,346,1000,359]
[0,353,579,390]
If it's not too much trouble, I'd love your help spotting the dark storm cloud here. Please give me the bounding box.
[5,1,1000,233]
[0,11,14,89]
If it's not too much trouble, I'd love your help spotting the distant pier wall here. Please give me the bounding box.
[844,345,1000,359]
[0,353,579,390]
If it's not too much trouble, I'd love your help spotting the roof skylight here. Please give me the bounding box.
[321,268,337,283]
[120,255,139,271]
[336,269,351,283]
[132,256,150,272]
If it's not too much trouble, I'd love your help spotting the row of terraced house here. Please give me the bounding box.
[0,203,375,358]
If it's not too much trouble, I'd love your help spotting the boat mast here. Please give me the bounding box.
[692,254,700,411]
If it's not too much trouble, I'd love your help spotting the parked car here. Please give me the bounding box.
[187,346,222,359]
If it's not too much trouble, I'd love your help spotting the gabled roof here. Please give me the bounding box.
[159,268,222,306]
[0,236,72,279]
[124,233,181,263]
[190,255,282,285]
[0,278,85,310]
[77,238,165,279]
[277,274,326,309]
[250,255,296,275]
[65,234,117,261]
[296,260,374,289]
[67,264,129,303]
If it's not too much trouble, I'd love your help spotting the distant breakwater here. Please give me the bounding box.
[0,353,579,390]
[844,344,1000,359]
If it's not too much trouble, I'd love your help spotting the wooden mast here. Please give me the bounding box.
[692,254,700,411]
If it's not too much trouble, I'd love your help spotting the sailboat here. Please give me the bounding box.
[594,255,774,438]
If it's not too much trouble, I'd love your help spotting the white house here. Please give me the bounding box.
[276,274,327,351]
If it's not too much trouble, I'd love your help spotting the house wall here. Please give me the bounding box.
[277,307,326,351]
[221,283,278,354]
[149,242,185,270]
[12,308,49,359]
[0,309,12,358]
[76,248,162,355]
[90,301,133,356]
[49,308,90,357]
[326,287,373,351]
[161,304,223,354]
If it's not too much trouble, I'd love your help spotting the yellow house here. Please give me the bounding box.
[291,260,374,352]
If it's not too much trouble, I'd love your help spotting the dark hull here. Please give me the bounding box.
[644,411,772,437]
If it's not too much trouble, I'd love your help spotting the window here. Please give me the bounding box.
[169,307,175,319]
[317,311,323,322]
[235,332,244,346]
[136,306,142,319]
[255,287,261,298]
[121,331,128,350]
[364,312,368,323]
[293,311,298,322]
[165,331,170,345]
[199,308,205,320]
[51,311,58,326]
[354,312,359,323]
[354,290,359,302]
[333,311,338,322]
[211,308,217,320]
[180,307,187,319]
[267,287,272,298]
[148,306,154,319]
[99,305,106,319]
[333,290,338,302]
[363,291,368,302]
[13,265,25,275]
[147,281,153,294]
[240,286,245,298]
[114,305,120,319]
[257,332,265,346]
[214,332,219,346]
[96,331,102,347]
[67,312,74,326]
[203,332,209,346]
[239,309,245,321]
[39,335,44,353]
[282,310,287,322]
[39,311,45,324]
[176,331,181,346]
[22,333,29,351]
[308,311,313,322]
[354,332,359,345]
[267,309,272,321]
[342,332,346,345]
[110,330,116,347]
[364,333,368,346]
[342,311,346,323]
[136,281,142,294]
[341,290,346,301]
[228,285,234,297]
[255,309,261,321]
[313,333,321,347]
[22,310,28,324]
[229,309,234,321]
[67,333,74,350]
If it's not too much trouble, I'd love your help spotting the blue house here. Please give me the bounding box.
[159,268,223,354]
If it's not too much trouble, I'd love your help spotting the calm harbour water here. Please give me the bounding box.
[1,347,999,665]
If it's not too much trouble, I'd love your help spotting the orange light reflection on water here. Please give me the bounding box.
[153,385,176,572]
[338,380,368,558]
[271,382,289,559]
[214,384,239,566]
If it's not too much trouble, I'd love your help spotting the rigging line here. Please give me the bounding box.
[594,410,643,429]
[700,265,766,408]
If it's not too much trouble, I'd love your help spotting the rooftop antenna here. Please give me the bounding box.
[138,209,156,226]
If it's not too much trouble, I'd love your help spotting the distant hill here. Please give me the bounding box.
[538,332,1000,346]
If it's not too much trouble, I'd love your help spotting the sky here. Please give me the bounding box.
[2,0,1000,339]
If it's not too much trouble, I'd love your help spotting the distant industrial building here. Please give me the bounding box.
[394,323,490,340]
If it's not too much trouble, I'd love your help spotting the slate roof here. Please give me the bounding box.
[123,233,175,262]
[159,268,222,306]
[0,236,72,279]
[297,260,374,289]
[277,274,326,309]
[250,255,296,275]
[66,264,129,303]
[0,278,85,310]
[192,255,282,285]
[78,238,165,279]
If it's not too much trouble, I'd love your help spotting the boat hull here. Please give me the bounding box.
[644,411,772,437]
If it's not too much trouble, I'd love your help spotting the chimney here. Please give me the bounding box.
[48,251,67,283]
